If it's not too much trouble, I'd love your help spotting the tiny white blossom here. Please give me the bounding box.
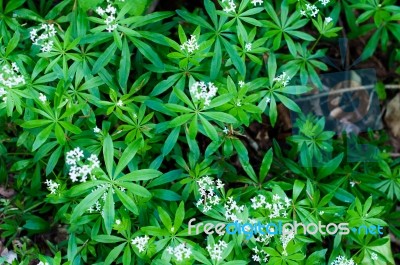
[39,93,47,103]
[115,219,121,225]
[223,127,229,134]
[238,80,245,87]
[166,243,192,261]
[131,235,150,253]
[181,35,199,54]
[331,255,357,265]
[93,126,101,133]
[45,179,59,194]
[222,0,236,13]
[319,0,330,6]
[251,0,263,6]
[371,253,378,261]
[325,17,333,24]
[117,100,123,107]
[245,43,252,52]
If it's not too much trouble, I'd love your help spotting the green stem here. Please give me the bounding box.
[310,34,322,53]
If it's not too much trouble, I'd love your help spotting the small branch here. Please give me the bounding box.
[293,84,400,103]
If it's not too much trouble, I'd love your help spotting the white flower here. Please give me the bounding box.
[131,235,150,253]
[207,240,228,261]
[331,255,357,265]
[222,0,236,13]
[189,81,218,107]
[325,17,333,24]
[274,72,291,87]
[319,211,324,215]
[115,219,121,225]
[371,253,378,261]
[251,0,263,6]
[95,3,119,32]
[39,93,47,103]
[45,179,59,194]
[166,243,192,261]
[180,35,199,54]
[117,100,123,106]
[93,126,101,133]
[31,24,56,52]
[196,176,225,213]
[245,43,252,52]
[319,0,330,6]
[238,80,245,87]
[350,181,356,187]
[0,63,25,98]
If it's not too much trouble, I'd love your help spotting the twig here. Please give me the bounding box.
[293,84,400,103]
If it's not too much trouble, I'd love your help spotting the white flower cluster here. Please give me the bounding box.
[251,0,263,6]
[131,235,150,253]
[39,93,47,103]
[221,0,236,13]
[206,240,228,261]
[0,63,25,102]
[224,197,245,222]
[95,0,118,32]
[252,246,270,263]
[371,252,378,261]
[319,0,330,5]
[331,256,357,265]
[325,16,333,24]
[180,35,199,54]
[250,194,291,219]
[300,3,319,17]
[45,179,59,194]
[245,43,252,52]
[88,184,125,214]
[30,24,57,52]
[273,72,291,87]
[189,81,218,106]
[66,147,100,182]
[166,243,192,261]
[196,176,224,213]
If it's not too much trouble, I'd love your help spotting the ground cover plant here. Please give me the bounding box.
[0,0,400,264]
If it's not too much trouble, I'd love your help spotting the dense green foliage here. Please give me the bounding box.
[0,0,399,264]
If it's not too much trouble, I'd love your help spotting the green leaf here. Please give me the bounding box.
[202,112,237,123]
[129,37,164,69]
[221,37,245,76]
[157,207,172,230]
[59,121,82,134]
[103,189,115,235]
[103,134,114,177]
[118,37,131,90]
[115,188,139,215]
[21,120,52,128]
[118,182,152,198]
[199,115,218,141]
[162,126,181,156]
[92,42,117,74]
[78,0,103,11]
[71,186,107,221]
[114,138,142,178]
[117,169,162,182]
[259,148,273,182]
[104,243,126,265]
[32,124,54,151]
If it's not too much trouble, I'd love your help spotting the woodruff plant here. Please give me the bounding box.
[0,0,399,264]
